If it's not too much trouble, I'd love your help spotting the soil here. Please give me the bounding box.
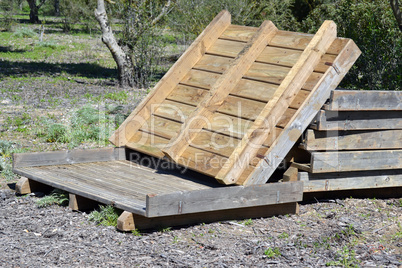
[0,23,401,267]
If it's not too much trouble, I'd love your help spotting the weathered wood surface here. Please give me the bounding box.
[302,129,402,151]
[146,181,303,217]
[310,150,402,173]
[311,110,402,131]
[300,170,402,192]
[117,211,135,231]
[13,147,125,168]
[109,10,231,146]
[240,40,361,186]
[69,194,98,211]
[324,90,402,111]
[216,20,337,184]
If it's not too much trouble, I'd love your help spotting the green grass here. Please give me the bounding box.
[326,245,360,267]
[12,27,36,38]
[88,205,120,227]
[264,247,281,258]
[36,189,69,208]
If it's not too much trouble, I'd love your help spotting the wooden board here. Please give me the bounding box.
[300,170,402,192]
[12,148,303,219]
[324,90,402,111]
[310,150,402,173]
[311,110,402,131]
[302,129,402,151]
[109,12,361,185]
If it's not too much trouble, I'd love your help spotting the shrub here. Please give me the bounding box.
[46,123,70,143]
[12,27,37,38]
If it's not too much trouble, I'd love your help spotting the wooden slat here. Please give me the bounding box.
[217,20,337,184]
[311,110,402,131]
[109,10,231,146]
[302,129,402,151]
[207,38,246,57]
[300,170,402,192]
[311,150,402,173]
[220,25,257,42]
[325,90,402,111]
[163,21,278,162]
[146,181,303,217]
[240,39,361,186]
[12,147,125,168]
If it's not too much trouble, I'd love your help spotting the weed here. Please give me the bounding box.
[278,232,289,239]
[46,123,70,143]
[161,227,172,233]
[36,189,69,208]
[37,41,58,49]
[131,229,142,237]
[264,247,281,258]
[243,218,253,226]
[12,27,36,38]
[88,205,120,227]
[104,91,128,102]
[326,245,360,267]
[173,236,179,243]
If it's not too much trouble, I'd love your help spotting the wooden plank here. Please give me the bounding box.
[311,110,402,130]
[153,99,195,121]
[220,25,257,42]
[109,10,231,146]
[217,20,337,184]
[282,165,298,182]
[12,147,124,168]
[299,170,402,192]
[207,38,246,57]
[241,39,361,186]
[134,202,299,230]
[325,90,402,111]
[302,129,402,151]
[146,181,303,217]
[311,150,402,173]
[163,21,278,162]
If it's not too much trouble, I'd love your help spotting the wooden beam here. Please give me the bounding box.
[302,129,402,151]
[216,20,337,184]
[300,170,402,192]
[109,10,231,147]
[162,20,278,162]
[117,211,135,232]
[324,90,402,111]
[15,176,50,194]
[13,147,125,168]
[133,202,299,231]
[310,150,402,173]
[69,193,99,211]
[310,110,402,131]
[282,165,298,182]
[146,181,303,217]
[242,40,361,186]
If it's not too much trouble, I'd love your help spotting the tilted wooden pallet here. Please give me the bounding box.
[110,10,361,185]
[290,89,402,193]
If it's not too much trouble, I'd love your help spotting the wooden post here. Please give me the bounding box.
[69,194,98,211]
[117,211,135,231]
[15,176,48,194]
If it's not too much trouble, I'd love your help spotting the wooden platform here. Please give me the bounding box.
[13,147,302,229]
[110,10,361,186]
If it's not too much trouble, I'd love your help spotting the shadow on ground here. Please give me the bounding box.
[0,60,116,79]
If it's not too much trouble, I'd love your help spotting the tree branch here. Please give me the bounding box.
[390,0,402,31]
[151,0,172,26]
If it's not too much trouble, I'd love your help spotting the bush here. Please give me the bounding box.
[12,27,37,38]
[300,0,401,90]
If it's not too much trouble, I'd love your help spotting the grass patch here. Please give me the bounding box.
[88,205,120,227]
[326,245,360,267]
[264,247,281,258]
[12,27,36,38]
[36,189,69,208]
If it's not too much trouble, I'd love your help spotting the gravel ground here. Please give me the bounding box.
[0,188,401,267]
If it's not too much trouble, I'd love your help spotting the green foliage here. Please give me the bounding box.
[59,0,97,33]
[0,140,17,181]
[243,218,253,226]
[46,123,70,143]
[278,232,290,239]
[36,41,58,49]
[36,189,69,208]
[131,229,142,236]
[88,205,120,227]
[12,27,37,38]
[300,0,401,91]
[264,247,281,258]
[0,0,18,31]
[326,245,360,267]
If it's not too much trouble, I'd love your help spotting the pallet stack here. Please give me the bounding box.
[287,90,402,192]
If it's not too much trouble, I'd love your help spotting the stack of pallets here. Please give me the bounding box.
[289,90,402,192]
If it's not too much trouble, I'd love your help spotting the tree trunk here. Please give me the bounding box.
[390,0,402,32]
[54,0,60,16]
[27,0,40,23]
[95,0,135,88]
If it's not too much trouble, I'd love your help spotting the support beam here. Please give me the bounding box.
[217,20,337,184]
[162,20,278,162]
[117,211,135,232]
[69,194,99,211]
[15,176,49,194]
[109,10,232,147]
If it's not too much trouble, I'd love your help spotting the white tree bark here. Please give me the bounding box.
[95,0,135,87]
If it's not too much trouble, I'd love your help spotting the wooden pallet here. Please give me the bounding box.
[289,89,402,193]
[110,10,361,185]
[13,147,303,230]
